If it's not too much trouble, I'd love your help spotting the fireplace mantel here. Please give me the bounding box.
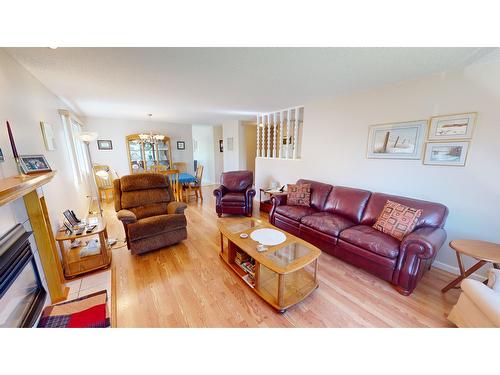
[0,171,68,303]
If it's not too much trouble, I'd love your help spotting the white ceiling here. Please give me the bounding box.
[5,47,498,124]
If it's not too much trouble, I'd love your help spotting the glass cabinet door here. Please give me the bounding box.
[128,140,145,173]
[157,139,171,169]
[144,142,156,171]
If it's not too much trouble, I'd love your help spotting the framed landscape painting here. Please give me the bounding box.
[367,120,427,160]
[423,141,469,166]
[428,112,476,140]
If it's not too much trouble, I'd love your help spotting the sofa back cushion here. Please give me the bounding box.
[361,192,448,229]
[323,186,371,223]
[120,173,169,192]
[221,171,253,192]
[296,179,333,211]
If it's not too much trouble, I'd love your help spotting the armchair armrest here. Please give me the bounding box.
[395,227,447,295]
[117,209,137,224]
[245,186,256,201]
[167,201,187,215]
[213,185,227,198]
[461,279,500,327]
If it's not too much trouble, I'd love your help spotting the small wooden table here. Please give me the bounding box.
[259,188,286,213]
[56,217,112,279]
[218,218,321,312]
[441,240,500,293]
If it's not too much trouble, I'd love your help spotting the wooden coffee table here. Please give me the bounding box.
[218,218,321,313]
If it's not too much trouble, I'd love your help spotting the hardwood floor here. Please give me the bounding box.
[105,185,461,327]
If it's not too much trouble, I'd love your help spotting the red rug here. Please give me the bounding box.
[37,290,110,328]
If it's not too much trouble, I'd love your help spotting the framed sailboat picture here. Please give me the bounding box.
[367,120,428,160]
[428,112,476,141]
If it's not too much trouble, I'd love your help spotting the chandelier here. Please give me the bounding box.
[138,132,165,144]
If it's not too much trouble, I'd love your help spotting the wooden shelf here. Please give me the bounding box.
[0,171,56,206]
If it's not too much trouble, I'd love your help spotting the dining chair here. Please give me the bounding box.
[185,164,204,202]
[93,164,119,202]
[172,162,187,173]
[164,169,182,202]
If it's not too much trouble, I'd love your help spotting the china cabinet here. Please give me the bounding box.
[126,133,173,173]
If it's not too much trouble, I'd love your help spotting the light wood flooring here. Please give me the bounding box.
[105,185,461,327]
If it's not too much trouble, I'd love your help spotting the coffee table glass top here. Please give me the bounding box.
[266,242,312,268]
[221,218,262,234]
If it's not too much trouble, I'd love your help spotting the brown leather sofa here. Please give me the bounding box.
[213,171,256,217]
[270,179,448,295]
[114,173,188,255]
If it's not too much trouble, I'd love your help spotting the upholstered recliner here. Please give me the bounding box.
[213,171,256,217]
[113,173,188,255]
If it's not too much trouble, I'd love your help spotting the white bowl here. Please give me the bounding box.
[239,233,249,239]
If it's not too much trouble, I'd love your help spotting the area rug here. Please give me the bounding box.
[37,290,110,328]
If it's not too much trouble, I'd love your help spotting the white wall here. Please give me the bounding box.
[84,117,194,176]
[0,49,88,233]
[213,125,224,184]
[192,124,215,185]
[222,120,241,171]
[256,60,500,276]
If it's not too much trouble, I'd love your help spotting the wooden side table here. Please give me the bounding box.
[259,188,286,213]
[55,217,112,279]
[441,240,500,293]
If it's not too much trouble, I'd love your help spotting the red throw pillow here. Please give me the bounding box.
[287,183,311,206]
[373,200,422,241]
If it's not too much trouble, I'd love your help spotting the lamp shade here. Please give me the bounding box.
[79,132,98,142]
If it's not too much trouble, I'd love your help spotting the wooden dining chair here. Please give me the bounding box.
[93,164,119,202]
[164,169,182,202]
[172,162,187,173]
[185,164,204,202]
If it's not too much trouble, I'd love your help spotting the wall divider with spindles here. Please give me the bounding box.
[256,106,303,160]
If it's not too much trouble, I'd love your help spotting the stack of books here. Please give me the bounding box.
[234,250,250,265]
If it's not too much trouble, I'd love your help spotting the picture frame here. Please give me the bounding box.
[40,121,56,151]
[219,139,223,152]
[428,112,477,141]
[177,141,185,150]
[423,141,470,166]
[367,120,428,160]
[97,139,113,150]
[0,148,4,162]
[18,154,52,174]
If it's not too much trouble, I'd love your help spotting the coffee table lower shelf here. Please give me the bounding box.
[219,241,318,313]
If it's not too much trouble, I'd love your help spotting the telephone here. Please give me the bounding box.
[63,209,81,227]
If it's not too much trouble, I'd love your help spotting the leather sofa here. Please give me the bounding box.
[270,179,448,295]
[213,171,256,217]
[114,173,188,255]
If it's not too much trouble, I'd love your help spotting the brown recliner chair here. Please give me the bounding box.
[113,173,188,255]
[213,171,256,217]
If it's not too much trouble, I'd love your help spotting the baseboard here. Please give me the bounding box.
[432,260,487,282]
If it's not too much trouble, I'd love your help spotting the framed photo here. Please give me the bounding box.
[40,122,56,151]
[423,141,470,166]
[428,112,477,140]
[97,139,113,150]
[0,148,4,162]
[177,141,185,150]
[219,139,223,152]
[18,154,52,174]
[367,120,427,159]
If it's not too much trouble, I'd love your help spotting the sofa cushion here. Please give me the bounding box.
[275,205,317,221]
[339,225,400,259]
[296,179,333,211]
[121,188,171,209]
[373,200,422,241]
[323,186,371,223]
[221,192,246,203]
[128,214,187,241]
[287,183,311,206]
[300,212,355,237]
[120,173,169,192]
[361,192,448,229]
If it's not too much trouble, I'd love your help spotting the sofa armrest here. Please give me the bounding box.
[117,209,137,224]
[461,279,500,327]
[395,227,447,295]
[269,193,288,225]
[167,201,187,215]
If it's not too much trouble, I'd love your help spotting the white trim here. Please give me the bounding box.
[433,260,487,282]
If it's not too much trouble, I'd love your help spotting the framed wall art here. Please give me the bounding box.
[97,139,113,150]
[40,122,56,151]
[423,141,470,166]
[367,120,427,160]
[18,154,52,174]
[428,112,476,141]
[177,141,186,150]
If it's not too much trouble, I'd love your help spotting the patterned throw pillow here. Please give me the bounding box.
[373,200,422,241]
[287,183,311,206]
